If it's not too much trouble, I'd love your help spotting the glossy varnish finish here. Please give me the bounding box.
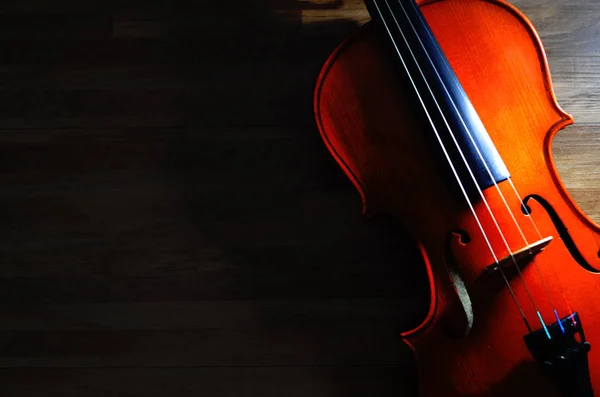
[315,0,600,395]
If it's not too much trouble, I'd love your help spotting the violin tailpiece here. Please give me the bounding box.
[524,312,593,397]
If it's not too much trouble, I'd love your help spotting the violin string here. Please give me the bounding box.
[506,179,576,324]
[408,1,575,329]
[401,0,568,327]
[369,0,532,332]
[381,0,549,334]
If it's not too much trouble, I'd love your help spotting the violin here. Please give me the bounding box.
[313,0,600,396]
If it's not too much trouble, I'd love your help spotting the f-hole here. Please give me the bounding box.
[523,194,599,273]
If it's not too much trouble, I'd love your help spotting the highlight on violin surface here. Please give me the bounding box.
[314,0,600,395]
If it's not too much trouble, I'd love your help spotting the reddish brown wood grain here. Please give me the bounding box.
[314,0,600,395]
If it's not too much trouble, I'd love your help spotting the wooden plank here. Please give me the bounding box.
[515,7,600,57]
[552,124,600,222]
[0,93,182,130]
[0,88,308,129]
[0,14,111,39]
[0,126,299,143]
[0,228,424,284]
[0,190,427,300]
[0,298,419,331]
[549,57,600,124]
[0,274,425,305]
[0,1,113,14]
[273,0,369,25]
[0,367,415,397]
[509,0,600,6]
[0,57,325,128]
[0,127,328,174]
[0,29,346,67]
[0,326,412,367]
[0,226,420,277]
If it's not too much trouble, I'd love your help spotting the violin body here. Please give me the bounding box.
[314,0,600,396]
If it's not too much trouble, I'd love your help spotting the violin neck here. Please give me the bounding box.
[364,0,510,197]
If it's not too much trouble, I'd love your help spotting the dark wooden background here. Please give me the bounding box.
[0,0,598,395]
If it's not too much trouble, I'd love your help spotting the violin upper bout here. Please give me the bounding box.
[315,0,575,212]
[419,0,572,133]
[314,22,439,217]
[422,0,600,232]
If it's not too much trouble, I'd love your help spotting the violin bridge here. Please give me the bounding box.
[484,236,553,274]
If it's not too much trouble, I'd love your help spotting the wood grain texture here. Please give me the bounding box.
[0,0,596,396]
